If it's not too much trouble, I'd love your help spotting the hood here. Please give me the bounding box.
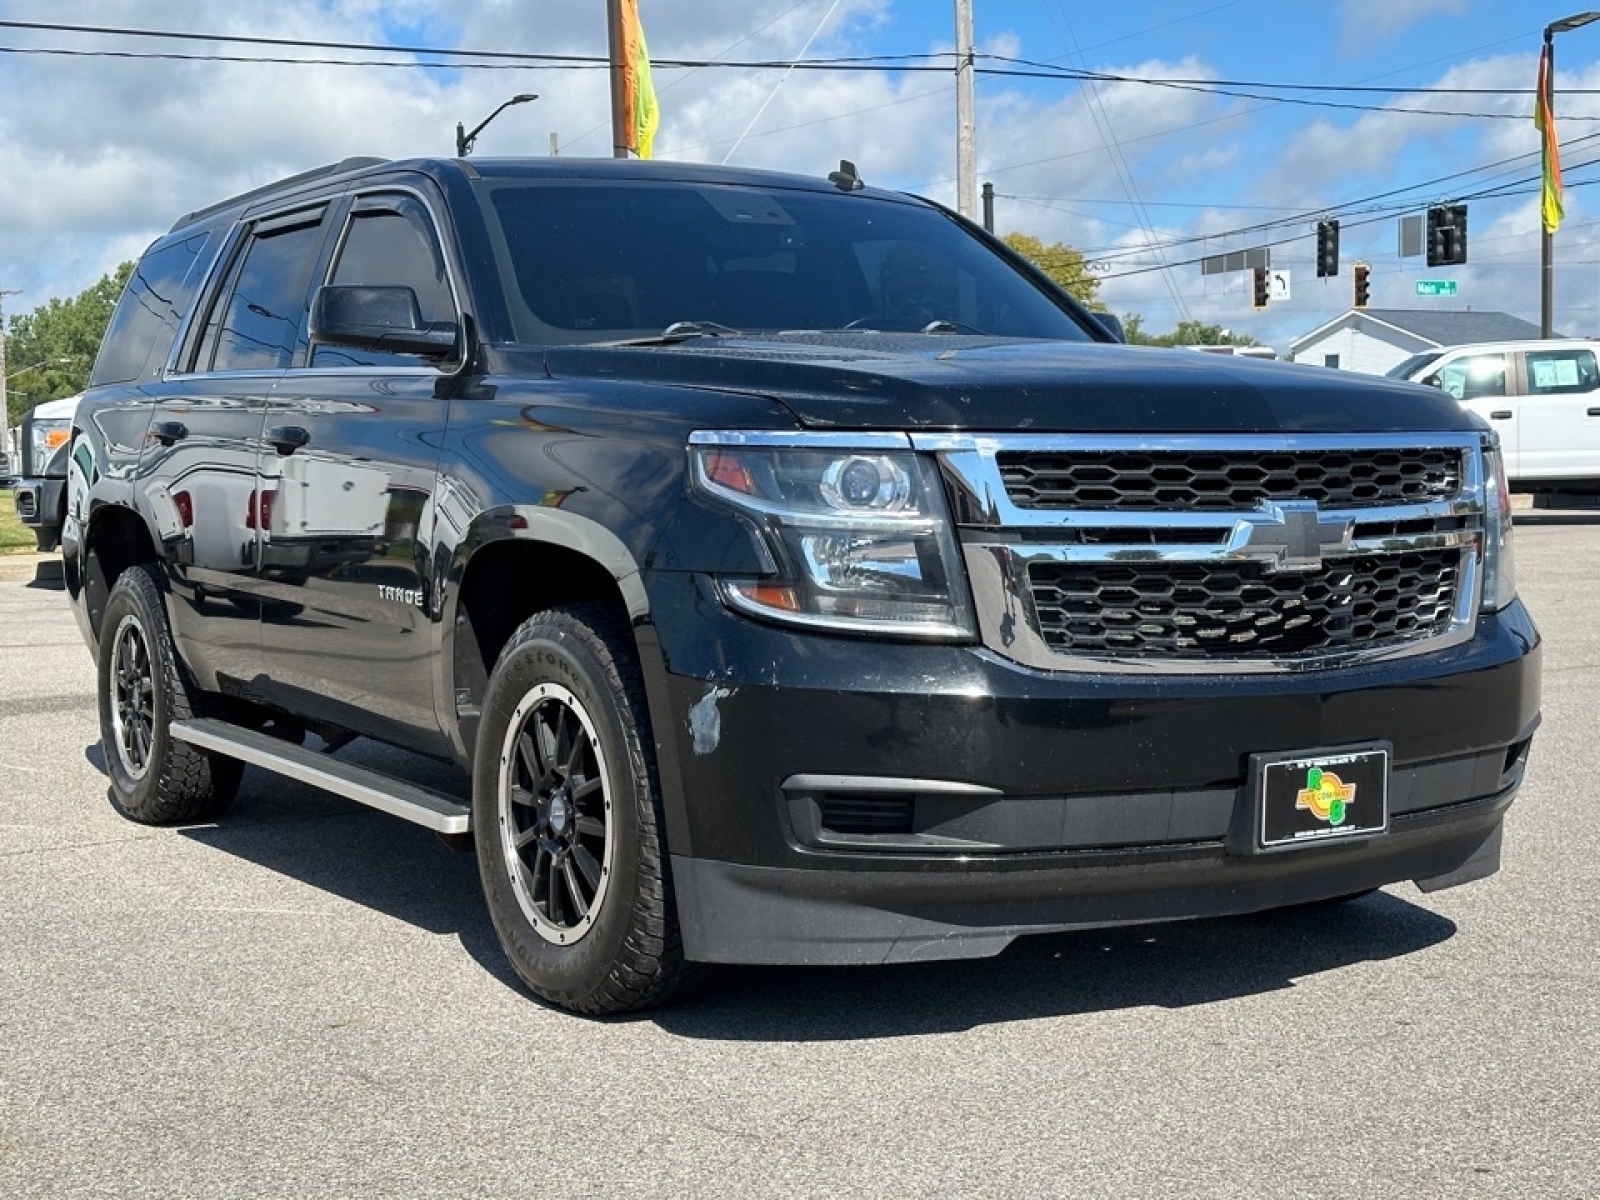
[538,334,1479,435]
[27,393,82,422]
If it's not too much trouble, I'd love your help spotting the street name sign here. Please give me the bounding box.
[1415,280,1459,297]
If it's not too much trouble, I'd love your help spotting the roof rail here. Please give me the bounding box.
[171,156,390,230]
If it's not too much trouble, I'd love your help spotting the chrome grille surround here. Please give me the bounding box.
[998,446,1462,511]
[915,432,1489,674]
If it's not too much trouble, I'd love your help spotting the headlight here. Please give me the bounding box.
[690,435,975,639]
[1481,443,1517,612]
[30,419,72,476]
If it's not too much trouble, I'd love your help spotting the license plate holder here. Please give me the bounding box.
[1249,744,1390,852]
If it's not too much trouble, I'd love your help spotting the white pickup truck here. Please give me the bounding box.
[12,393,79,551]
[1387,339,1600,493]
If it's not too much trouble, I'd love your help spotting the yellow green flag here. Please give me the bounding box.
[1536,42,1564,234]
[620,0,660,159]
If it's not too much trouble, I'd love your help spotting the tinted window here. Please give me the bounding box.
[1385,351,1443,380]
[480,181,1096,344]
[1435,353,1507,401]
[310,199,454,369]
[198,216,326,372]
[1526,348,1599,395]
[90,232,216,386]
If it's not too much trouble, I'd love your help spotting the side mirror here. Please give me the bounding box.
[1092,312,1126,342]
[1420,374,1442,389]
[309,286,458,358]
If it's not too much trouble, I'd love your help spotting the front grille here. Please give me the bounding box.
[998,448,1463,511]
[1028,549,1462,659]
[923,432,1487,672]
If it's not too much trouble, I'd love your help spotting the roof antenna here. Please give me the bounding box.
[828,160,864,192]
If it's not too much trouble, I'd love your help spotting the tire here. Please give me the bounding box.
[97,563,243,824]
[473,603,688,1014]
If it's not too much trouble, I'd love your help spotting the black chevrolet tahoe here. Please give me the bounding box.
[62,156,1541,1014]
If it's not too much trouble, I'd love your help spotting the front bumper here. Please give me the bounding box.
[13,476,66,550]
[673,791,1512,965]
[641,576,1541,966]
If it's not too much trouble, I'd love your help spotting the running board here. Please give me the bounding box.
[170,717,471,835]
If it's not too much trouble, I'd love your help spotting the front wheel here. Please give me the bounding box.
[473,604,689,1014]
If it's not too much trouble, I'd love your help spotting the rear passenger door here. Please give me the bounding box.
[144,203,335,693]
[1516,345,1600,480]
[253,190,457,752]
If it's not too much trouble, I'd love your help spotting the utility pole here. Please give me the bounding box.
[954,0,977,219]
[0,289,19,432]
[606,0,630,158]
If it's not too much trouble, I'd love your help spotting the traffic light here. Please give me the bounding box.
[1315,220,1340,278]
[1426,204,1468,266]
[1353,262,1371,309]
[1252,265,1270,309]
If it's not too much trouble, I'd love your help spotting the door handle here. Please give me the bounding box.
[150,419,188,446]
[265,425,311,456]
[1488,410,1513,420]
[1587,407,1600,417]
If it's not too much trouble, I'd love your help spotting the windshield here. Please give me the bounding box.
[476,179,1098,345]
[1385,351,1444,380]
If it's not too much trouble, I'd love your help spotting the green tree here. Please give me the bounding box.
[1119,312,1151,344]
[1001,232,1101,309]
[4,261,132,427]
[1122,317,1259,348]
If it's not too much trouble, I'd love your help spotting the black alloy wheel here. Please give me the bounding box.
[96,563,242,824]
[473,603,689,1014]
[498,681,614,944]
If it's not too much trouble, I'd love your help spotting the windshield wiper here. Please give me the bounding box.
[662,320,741,339]
[600,320,744,347]
[841,316,988,335]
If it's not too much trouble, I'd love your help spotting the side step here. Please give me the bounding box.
[171,717,472,835]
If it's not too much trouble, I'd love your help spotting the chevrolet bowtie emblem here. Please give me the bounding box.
[1228,501,1353,572]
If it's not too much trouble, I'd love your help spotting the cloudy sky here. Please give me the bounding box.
[1,0,1596,352]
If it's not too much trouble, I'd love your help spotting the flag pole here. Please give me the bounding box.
[1542,28,1556,338]
[607,0,629,158]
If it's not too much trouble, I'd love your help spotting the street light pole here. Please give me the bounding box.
[455,93,538,157]
[1540,12,1600,338]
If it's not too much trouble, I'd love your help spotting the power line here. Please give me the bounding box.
[1005,131,1600,268]
[4,19,1600,124]
[1096,174,1600,282]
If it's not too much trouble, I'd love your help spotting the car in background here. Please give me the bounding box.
[1387,339,1600,494]
[13,393,80,551]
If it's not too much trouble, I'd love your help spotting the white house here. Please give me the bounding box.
[1287,309,1549,374]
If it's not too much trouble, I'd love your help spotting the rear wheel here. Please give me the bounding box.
[473,603,689,1014]
[97,563,242,823]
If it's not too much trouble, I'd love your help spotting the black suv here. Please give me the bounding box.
[63,156,1540,1013]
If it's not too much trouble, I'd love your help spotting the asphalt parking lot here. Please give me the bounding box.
[1,514,1596,1199]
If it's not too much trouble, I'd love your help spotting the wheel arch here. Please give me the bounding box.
[443,507,653,763]
[81,501,162,658]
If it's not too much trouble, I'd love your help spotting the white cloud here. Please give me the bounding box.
[0,0,1580,344]
[1337,0,1470,56]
